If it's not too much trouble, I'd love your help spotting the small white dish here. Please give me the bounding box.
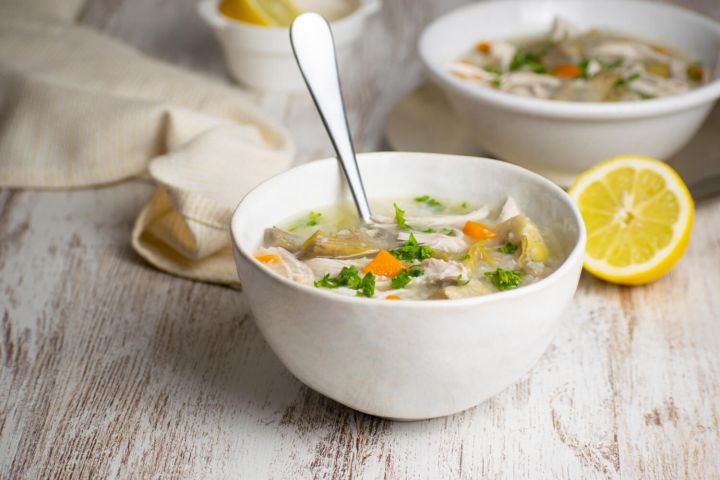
[231,152,586,420]
[198,0,380,92]
[419,0,720,181]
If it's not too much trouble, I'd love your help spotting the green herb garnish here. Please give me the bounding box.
[460,201,469,210]
[394,203,410,231]
[497,243,518,254]
[423,227,435,233]
[458,254,471,261]
[483,65,503,75]
[484,268,523,291]
[443,228,456,236]
[687,62,703,82]
[456,274,470,286]
[315,266,375,297]
[314,266,361,289]
[356,272,375,297]
[414,195,443,209]
[391,266,425,289]
[614,72,640,87]
[390,233,434,262]
[636,91,655,100]
[289,211,322,231]
[510,48,547,73]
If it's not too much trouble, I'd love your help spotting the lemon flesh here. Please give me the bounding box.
[219,0,301,26]
[569,155,694,285]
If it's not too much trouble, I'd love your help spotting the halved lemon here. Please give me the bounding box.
[568,155,694,285]
[219,0,301,27]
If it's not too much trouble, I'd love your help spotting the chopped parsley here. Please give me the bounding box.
[443,228,456,236]
[314,266,362,289]
[458,254,471,261]
[578,58,591,79]
[636,91,655,100]
[414,195,443,209]
[460,202,469,210]
[484,268,523,291]
[391,266,424,289]
[483,65,503,75]
[288,211,322,231]
[390,233,434,262]
[315,267,376,297]
[497,243,518,254]
[614,72,640,87]
[423,227,435,233]
[687,63,703,82]
[456,274,470,286]
[509,48,547,73]
[357,272,375,297]
[394,203,410,231]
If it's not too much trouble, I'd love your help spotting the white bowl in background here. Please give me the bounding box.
[419,0,720,186]
[231,152,586,420]
[198,0,380,92]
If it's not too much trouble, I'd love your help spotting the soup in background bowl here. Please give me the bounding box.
[231,152,585,419]
[419,0,720,186]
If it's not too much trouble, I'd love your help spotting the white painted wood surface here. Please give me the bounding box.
[2,1,720,478]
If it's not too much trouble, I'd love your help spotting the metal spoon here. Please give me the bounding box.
[290,13,373,224]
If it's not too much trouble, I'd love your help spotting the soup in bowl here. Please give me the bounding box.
[419,0,720,185]
[231,152,586,419]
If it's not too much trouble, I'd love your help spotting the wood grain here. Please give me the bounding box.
[2,0,720,478]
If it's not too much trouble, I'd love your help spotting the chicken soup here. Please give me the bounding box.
[448,17,708,102]
[254,196,559,300]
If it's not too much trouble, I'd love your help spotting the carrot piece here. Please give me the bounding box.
[463,221,497,240]
[475,41,491,54]
[385,295,401,300]
[553,64,583,79]
[362,250,405,278]
[255,254,279,264]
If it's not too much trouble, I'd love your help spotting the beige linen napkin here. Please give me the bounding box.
[0,3,295,287]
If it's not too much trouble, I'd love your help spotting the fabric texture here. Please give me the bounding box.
[0,2,295,287]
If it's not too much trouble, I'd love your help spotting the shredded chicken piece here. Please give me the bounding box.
[632,75,690,97]
[255,247,314,285]
[418,258,468,285]
[497,197,521,223]
[304,257,368,279]
[372,207,489,229]
[397,229,468,254]
[447,62,495,83]
[550,17,580,42]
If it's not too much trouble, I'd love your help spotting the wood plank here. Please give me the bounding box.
[1,0,720,477]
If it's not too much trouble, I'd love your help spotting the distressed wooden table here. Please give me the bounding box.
[2,1,720,478]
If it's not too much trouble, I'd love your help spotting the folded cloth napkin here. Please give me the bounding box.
[0,3,294,287]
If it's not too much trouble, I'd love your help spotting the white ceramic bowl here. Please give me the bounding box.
[231,152,586,420]
[198,0,380,92]
[419,0,720,186]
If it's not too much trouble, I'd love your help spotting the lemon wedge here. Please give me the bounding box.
[219,0,301,27]
[568,155,694,285]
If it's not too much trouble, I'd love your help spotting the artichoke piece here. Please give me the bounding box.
[264,227,303,253]
[645,61,671,78]
[494,215,549,267]
[552,71,620,102]
[462,241,496,276]
[298,229,390,259]
[432,279,493,299]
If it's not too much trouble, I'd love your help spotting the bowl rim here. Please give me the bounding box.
[418,0,720,120]
[231,152,587,308]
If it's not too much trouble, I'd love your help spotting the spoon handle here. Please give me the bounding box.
[290,13,373,223]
